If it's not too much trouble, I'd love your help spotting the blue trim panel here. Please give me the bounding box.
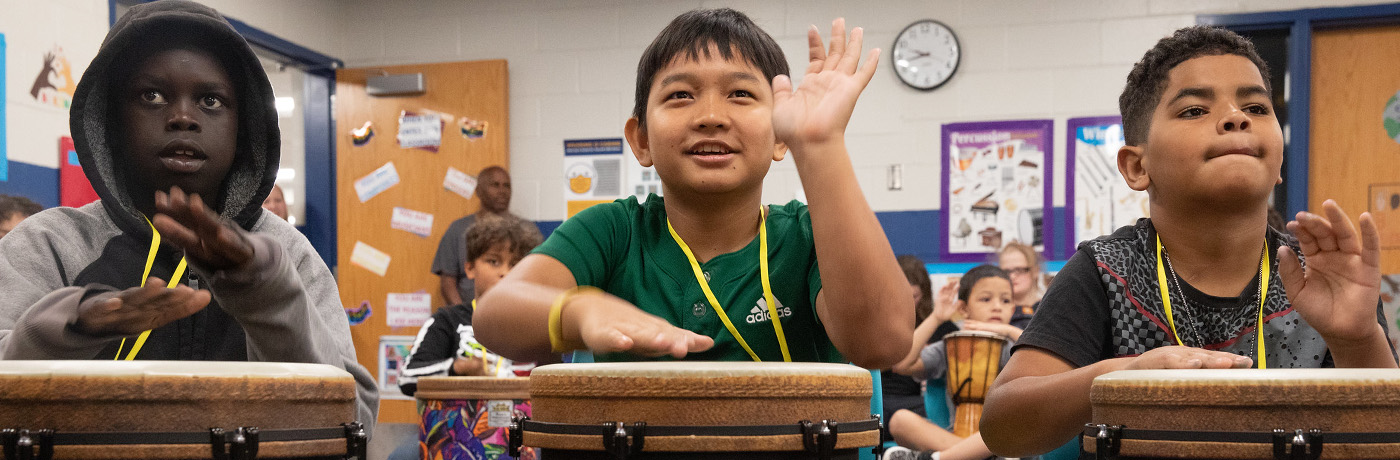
[0,162,59,208]
[301,74,337,268]
[1287,19,1313,217]
[537,220,562,239]
[875,209,941,264]
[223,17,343,77]
[1199,3,1400,27]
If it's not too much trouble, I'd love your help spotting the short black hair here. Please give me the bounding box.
[465,214,542,266]
[632,8,788,128]
[0,194,43,219]
[958,264,1011,302]
[1119,26,1270,146]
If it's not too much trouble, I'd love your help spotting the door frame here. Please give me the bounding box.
[1200,3,1400,217]
[109,0,344,268]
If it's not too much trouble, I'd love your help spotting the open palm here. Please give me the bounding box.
[772,18,880,151]
[1280,200,1383,343]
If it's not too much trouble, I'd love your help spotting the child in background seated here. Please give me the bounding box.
[885,265,1020,460]
[400,214,542,396]
[880,255,959,444]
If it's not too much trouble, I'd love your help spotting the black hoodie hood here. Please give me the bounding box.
[70,0,279,234]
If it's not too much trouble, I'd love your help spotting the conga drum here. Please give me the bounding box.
[513,362,881,459]
[943,330,1005,437]
[415,376,534,460]
[0,360,365,460]
[1082,369,1400,459]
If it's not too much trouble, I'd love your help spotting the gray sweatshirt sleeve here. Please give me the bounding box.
[918,340,949,383]
[0,210,123,360]
[195,229,380,436]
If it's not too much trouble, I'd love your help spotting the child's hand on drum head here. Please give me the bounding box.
[1125,346,1253,370]
[563,291,715,358]
[963,320,1023,341]
[74,278,211,336]
[452,356,488,376]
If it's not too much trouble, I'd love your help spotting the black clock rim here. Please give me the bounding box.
[891,19,961,92]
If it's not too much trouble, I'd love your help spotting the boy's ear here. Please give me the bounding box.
[625,117,653,167]
[956,300,969,317]
[464,261,478,280]
[772,141,788,162]
[1117,144,1150,192]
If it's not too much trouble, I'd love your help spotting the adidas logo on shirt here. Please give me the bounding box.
[746,298,792,324]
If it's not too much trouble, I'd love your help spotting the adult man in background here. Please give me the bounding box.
[431,166,516,305]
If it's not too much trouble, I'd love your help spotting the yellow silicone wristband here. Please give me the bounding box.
[549,286,602,353]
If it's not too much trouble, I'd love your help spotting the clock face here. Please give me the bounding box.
[893,20,960,91]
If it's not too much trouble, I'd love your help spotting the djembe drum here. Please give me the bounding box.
[944,330,1005,437]
[0,360,365,459]
[1082,369,1400,459]
[415,376,534,460]
[512,362,881,459]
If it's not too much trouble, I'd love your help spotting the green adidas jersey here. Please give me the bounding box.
[534,195,842,363]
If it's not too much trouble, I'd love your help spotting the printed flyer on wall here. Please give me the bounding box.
[940,120,1053,262]
[1068,116,1147,248]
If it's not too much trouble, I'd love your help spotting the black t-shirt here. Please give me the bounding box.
[1014,219,1394,368]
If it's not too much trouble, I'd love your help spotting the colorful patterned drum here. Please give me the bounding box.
[0,360,364,459]
[1083,369,1400,459]
[515,362,880,459]
[415,376,533,460]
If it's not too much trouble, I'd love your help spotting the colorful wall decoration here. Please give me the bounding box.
[940,120,1054,262]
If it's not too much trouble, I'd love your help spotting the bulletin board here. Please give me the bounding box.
[335,60,508,423]
[939,120,1054,262]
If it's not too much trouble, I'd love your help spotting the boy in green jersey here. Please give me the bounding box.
[475,8,912,367]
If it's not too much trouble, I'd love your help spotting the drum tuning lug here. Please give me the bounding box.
[601,421,645,460]
[508,416,526,458]
[872,414,886,458]
[799,420,838,459]
[1090,424,1121,460]
[232,427,260,460]
[341,422,368,460]
[1272,429,1323,460]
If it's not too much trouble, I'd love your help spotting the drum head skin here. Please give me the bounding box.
[415,376,531,400]
[0,360,357,431]
[1086,369,1400,459]
[524,362,878,453]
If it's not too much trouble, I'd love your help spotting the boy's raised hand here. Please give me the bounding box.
[772,18,880,151]
[152,186,255,271]
[1280,200,1384,345]
[564,291,715,359]
[75,278,210,336]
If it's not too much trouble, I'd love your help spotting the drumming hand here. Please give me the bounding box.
[565,292,715,359]
[74,278,211,336]
[1125,346,1253,370]
[452,357,488,376]
[1279,200,1384,346]
[771,18,879,152]
[152,187,255,272]
[963,320,1023,341]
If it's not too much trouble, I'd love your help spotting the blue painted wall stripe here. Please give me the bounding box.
[0,162,59,208]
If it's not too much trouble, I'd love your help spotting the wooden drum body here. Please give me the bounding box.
[415,376,534,460]
[0,360,364,460]
[514,362,880,459]
[944,331,1005,438]
[1083,369,1400,459]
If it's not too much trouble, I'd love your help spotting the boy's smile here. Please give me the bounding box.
[118,47,238,203]
[626,46,787,198]
[1129,54,1283,208]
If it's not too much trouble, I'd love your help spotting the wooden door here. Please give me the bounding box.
[1311,25,1400,273]
[335,60,508,423]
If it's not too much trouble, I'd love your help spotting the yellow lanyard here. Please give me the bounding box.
[114,217,188,361]
[1155,234,1268,369]
[666,206,790,362]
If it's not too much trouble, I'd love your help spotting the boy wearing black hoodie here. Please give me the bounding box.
[0,1,377,431]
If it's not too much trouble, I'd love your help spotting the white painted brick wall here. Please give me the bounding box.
[92,0,1398,221]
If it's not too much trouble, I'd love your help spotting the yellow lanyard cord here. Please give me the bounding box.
[666,206,790,362]
[1155,234,1268,369]
[114,217,188,361]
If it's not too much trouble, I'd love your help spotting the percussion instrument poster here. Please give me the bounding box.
[940,120,1053,262]
[378,335,416,401]
[1067,116,1148,249]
